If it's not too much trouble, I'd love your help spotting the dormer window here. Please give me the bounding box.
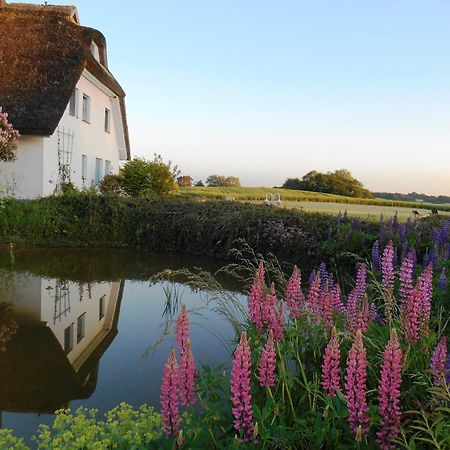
[90,41,100,62]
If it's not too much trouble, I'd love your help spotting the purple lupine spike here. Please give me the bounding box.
[430,337,448,386]
[176,304,190,354]
[401,239,409,260]
[257,332,276,388]
[399,224,407,244]
[393,212,399,236]
[431,227,439,243]
[410,248,417,275]
[381,241,395,295]
[321,328,341,397]
[354,264,367,301]
[230,332,255,442]
[309,270,317,288]
[160,350,181,438]
[387,217,394,240]
[369,302,377,322]
[392,247,398,270]
[319,263,328,292]
[344,330,369,442]
[372,240,381,271]
[285,266,303,320]
[327,273,335,291]
[248,261,265,331]
[376,329,403,450]
[423,248,430,268]
[399,251,414,305]
[343,209,348,223]
[179,340,196,407]
[379,224,386,245]
[439,268,447,292]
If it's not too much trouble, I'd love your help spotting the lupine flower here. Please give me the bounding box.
[369,302,378,322]
[430,337,448,386]
[439,268,447,292]
[257,332,276,388]
[230,332,254,442]
[377,329,403,450]
[344,330,369,441]
[400,239,408,260]
[176,304,190,354]
[307,271,321,315]
[372,240,381,271]
[332,284,346,314]
[319,262,328,292]
[318,287,334,330]
[179,340,196,407]
[285,266,303,319]
[418,264,433,334]
[308,270,317,287]
[263,283,277,328]
[248,261,265,330]
[399,251,414,305]
[399,224,407,244]
[379,224,386,245]
[321,328,341,397]
[354,264,367,301]
[381,241,395,294]
[402,287,423,344]
[160,350,180,438]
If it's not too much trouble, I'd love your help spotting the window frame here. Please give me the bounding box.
[104,108,111,132]
[69,89,79,117]
[77,313,86,344]
[82,94,91,123]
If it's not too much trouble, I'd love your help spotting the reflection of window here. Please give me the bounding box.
[77,313,85,343]
[64,324,74,354]
[99,295,105,320]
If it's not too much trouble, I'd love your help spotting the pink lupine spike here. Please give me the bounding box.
[399,251,414,305]
[430,337,448,385]
[285,266,304,319]
[176,304,190,354]
[321,328,341,397]
[417,263,433,335]
[160,350,180,438]
[344,330,369,441]
[319,288,334,330]
[376,329,403,450]
[257,331,276,388]
[307,271,321,315]
[402,286,422,344]
[230,332,255,442]
[354,264,367,301]
[269,300,285,342]
[179,340,196,407]
[332,284,346,314]
[263,283,277,327]
[381,241,395,294]
[248,261,265,330]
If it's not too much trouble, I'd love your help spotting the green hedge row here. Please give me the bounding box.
[0,195,336,266]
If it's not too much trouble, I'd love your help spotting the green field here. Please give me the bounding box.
[180,186,450,221]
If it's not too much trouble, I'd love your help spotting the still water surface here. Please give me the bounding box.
[0,247,244,443]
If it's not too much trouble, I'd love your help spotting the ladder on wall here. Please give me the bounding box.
[57,127,75,193]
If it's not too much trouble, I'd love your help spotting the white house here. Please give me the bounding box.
[0,2,130,198]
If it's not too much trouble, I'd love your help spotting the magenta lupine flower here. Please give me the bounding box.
[354,296,370,334]
[160,350,181,438]
[318,287,334,330]
[354,264,367,301]
[285,266,304,319]
[270,301,285,341]
[321,328,341,397]
[377,329,403,450]
[179,340,196,407]
[344,330,369,441]
[402,287,423,344]
[248,261,265,330]
[263,283,277,327]
[430,337,448,385]
[381,241,395,294]
[332,284,346,314]
[417,264,433,335]
[307,271,321,315]
[176,304,190,354]
[257,332,276,388]
[230,332,255,442]
[399,251,415,305]
[369,302,377,322]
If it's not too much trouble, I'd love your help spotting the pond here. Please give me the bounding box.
[0,247,246,444]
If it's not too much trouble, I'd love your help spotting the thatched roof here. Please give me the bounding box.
[0,3,130,159]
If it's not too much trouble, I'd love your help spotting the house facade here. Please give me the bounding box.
[0,2,130,198]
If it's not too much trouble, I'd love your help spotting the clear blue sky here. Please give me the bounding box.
[23,1,450,194]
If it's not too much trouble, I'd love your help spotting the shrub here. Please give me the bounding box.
[99,174,123,195]
[0,106,19,163]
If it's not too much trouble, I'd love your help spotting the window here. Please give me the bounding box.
[82,155,88,180]
[64,324,74,354]
[95,158,103,185]
[82,94,90,122]
[77,313,85,344]
[69,89,78,116]
[99,295,105,320]
[105,160,111,175]
[104,108,111,132]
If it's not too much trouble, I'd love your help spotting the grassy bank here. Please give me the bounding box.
[0,195,337,267]
[180,186,450,212]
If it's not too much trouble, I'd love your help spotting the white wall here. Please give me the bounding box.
[0,136,44,198]
[42,71,126,196]
[0,70,127,199]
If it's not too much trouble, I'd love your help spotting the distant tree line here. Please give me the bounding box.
[282,169,373,199]
[205,175,241,187]
[374,191,450,205]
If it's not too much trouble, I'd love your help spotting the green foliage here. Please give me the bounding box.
[99,174,123,195]
[206,175,241,187]
[120,155,178,197]
[282,169,374,199]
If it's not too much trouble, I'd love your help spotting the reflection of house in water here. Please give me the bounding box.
[0,274,124,415]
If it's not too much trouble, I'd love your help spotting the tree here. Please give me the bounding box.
[206,175,241,187]
[120,155,179,197]
[0,107,19,162]
[195,180,205,187]
[177,176,193,187]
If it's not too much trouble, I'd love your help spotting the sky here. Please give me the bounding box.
[20,0,450,195]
